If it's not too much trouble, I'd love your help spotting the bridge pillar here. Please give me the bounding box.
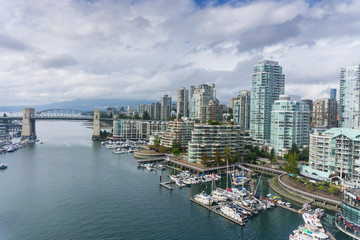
[92,109,101,140]
[22,108,36,139]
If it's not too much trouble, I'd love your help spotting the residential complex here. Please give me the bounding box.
[270,95,310,153]
[189,83,216,122]
[250,60,285,141]
[160,119,194,148]
[113,119,168,139]
[177,87,189,118]
[233,90,251,131]
[313,98,338,128]
[187,124,246,164]
[305,128,360,186]
[339,65,360,129]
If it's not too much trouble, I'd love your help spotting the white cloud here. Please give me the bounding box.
[0,0,359,106]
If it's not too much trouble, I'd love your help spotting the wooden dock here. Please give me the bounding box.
[159,181,173,190]
[189,198,245,226]
[275,203,301,213]
[159,176,173,190]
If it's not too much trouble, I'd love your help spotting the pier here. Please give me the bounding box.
[159,176,173,190]
[189,198,245,226]
[136,157,166,164]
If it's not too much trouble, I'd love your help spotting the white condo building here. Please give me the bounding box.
[270,95,310,153]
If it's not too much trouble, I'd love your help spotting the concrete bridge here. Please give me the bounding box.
[0,108,113,140]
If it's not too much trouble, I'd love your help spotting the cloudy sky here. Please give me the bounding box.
[0,0,359,106]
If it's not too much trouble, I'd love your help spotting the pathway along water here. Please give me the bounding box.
[0,121,349,239]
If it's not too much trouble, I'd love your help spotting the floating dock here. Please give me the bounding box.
[159,176,173,190]
[189,198,245,226]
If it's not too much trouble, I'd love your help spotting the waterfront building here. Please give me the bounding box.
[339,65,360,129]
[305,128,360,186]
[207,99,222,122]
[161,95,171,121]
[233,90,251,130]
[113,119,168,139]
[270,95,310,153]
[160,119,194,148]
[336,189,360,239]
[177,87,189,119]
[189,84,216,122]
[331,88,337,100]
[250,60,285,141]
[313,98,337,128]
[187,124,246,164]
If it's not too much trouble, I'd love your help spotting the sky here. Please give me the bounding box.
[0,0,359,106]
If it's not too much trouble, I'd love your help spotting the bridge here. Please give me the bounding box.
[0,108,113,140]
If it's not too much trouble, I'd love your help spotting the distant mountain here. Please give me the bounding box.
[0,98,157,112]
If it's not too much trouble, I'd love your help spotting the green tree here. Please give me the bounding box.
[168,115,176,121]
[245,152,258,164]
[201,153,209,166]
[171,141,181,156]
[153,135,161,146]
[233,150,242,162]
[133,113,140,119]
[284,152,299,174]
[328,186,338,195]
[177,113,182,120]
[300,147,309,161]
[215,149,222,166]
[142,111,150,120]
[224,146,232,163]
[270,149,276,164]
[289,143,300,155]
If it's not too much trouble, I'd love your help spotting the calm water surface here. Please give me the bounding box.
[0,121,349,239]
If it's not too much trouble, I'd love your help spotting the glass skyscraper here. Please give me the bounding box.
[250,60,285,141]
[339,65,360,129]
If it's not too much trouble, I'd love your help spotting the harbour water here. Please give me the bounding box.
[0,121,349,239]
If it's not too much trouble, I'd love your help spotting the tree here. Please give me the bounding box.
[245,152,258,163]
[328,186,338,195]
[270,149,276,164]
[289,143,300,155]
[284,152,299,174]
[142,111,150,120]
[300,147,309,161]
[153,135,161,146]
[133,113,140,119]
[233,150,242,162]
[177,113,182,120]
[201,153,209,166]
[171,141,181,156]
[168,115,176,121]
[215,149,222,166]
[224,146,232,163]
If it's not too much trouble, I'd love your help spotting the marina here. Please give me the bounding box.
[0,120,350,239]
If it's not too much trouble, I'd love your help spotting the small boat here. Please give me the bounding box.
[220,204,246,223]
[0,164,7,169]
[289,224,329,240]
[194,192,213,205]
[302,213,323,228]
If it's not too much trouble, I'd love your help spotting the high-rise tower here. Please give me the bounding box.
[339,65,360,128]
[249,60,285,141]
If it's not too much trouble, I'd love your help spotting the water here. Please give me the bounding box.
[0,121,349,239]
